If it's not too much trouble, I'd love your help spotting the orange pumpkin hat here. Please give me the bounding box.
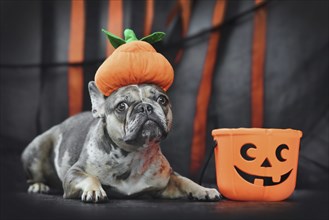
[95,29,174,96]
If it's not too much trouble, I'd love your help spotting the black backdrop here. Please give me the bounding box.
[0,0,328,191]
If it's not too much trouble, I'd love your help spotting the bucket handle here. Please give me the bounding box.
[198,142,217,185]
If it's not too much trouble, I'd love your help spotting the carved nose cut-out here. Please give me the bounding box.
[261,158,271,167]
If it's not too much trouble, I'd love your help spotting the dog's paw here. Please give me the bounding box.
[81,187,108,203]
[188,188,222,201]
[73,176,108,203]
[28,183,50,194]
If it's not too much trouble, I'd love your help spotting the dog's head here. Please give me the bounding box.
[88,81,173,150]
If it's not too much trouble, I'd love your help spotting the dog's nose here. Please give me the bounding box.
[135,103,153,114]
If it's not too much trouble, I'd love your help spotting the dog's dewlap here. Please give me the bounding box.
[95,29,174,96]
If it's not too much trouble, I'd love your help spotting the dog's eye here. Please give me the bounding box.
[116,102,128,112]
[157,95,168,105]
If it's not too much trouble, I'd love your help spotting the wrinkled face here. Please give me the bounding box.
[104,84,173,149]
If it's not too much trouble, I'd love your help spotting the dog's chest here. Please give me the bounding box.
[85,145,171,196]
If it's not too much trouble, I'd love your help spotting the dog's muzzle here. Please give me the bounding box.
[123,103,167,144]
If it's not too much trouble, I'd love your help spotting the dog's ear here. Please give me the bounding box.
[88,81,105,118]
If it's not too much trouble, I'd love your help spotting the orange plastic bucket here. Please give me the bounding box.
[212,128,302,201]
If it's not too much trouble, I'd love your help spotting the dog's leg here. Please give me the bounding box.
[63,166,107,203]
[159,172,221,201]
[21,128,58,194]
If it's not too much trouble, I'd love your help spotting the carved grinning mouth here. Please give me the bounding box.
[234,166,292,186]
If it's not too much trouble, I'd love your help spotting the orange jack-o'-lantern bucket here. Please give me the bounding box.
[212,128,302,201]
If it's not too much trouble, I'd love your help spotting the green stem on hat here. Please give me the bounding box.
[102,28,166,49]
[124,29,138,43]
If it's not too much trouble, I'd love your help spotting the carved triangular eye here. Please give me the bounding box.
[240,143,256,161]
[276,144,289,162]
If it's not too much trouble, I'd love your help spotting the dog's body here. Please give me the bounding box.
[21,82,221,202]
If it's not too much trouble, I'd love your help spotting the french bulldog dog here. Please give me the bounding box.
[21,82,221,202]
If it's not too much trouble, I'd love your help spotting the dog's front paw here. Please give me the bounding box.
[188,188,222,201]
[81,187,107,203]
[28,183,50,194]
